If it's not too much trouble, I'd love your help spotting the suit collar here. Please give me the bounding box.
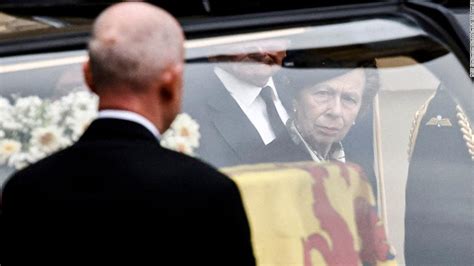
[205,73,266,163]
[206,72,238,112]
[98,110,161,139]
[79,118,160,144]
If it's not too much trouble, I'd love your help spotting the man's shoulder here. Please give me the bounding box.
[182,65,226,110]
[159,147,226,176]
[2,146,72,190]
[159,147,238,188]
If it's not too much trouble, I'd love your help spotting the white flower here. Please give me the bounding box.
[62,91,98,116]
[26,146,47,164]
[1,120,22,131]
[0,97,14,130]
[14,95,42,108]
[8,152,31,170]
[0,139,22,164]
[46,91,97,137]
[169,113,200,148]
[45,101,64,125]
[59,91,98,137]
[161,135,194,156]
[0,91,99,170]
[13,96,43,116]
[12,96,45,130]
[69,119,93,140]
[0,97,12,120]
[0,97,11,111]
[160,113,201,155]
[30,126,67,154]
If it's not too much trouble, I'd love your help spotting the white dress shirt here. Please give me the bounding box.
[214,67,289,145]
[97,109,161,140]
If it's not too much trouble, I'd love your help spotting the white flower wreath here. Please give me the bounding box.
[160,113,201,156]
[0,91,201,170]
[0,91,99,170]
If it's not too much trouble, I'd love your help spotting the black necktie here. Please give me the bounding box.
[260,86,286,136]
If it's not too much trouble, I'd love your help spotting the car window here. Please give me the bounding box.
[182,16,471,265]
[0,14,472,265]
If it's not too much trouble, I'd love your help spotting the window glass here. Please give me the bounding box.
[1,15,472,265]
[182,17,472,265]
[0,50,95,184]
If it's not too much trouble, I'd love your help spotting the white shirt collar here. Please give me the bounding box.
[214,67,280,107]
[97,109,161,139]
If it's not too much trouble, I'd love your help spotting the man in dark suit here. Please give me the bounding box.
[184,40,292,167]
[1,3,255,265]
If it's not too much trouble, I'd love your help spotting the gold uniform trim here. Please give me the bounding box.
[407,93,474,162]
[456,105,474,161]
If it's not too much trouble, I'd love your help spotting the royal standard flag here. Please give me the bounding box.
[223,161,396,266]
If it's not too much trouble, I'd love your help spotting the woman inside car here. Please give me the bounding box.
[291,60,378,162]
[260,59,379,173]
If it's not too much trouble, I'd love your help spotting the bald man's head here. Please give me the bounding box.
[87,2,184,92]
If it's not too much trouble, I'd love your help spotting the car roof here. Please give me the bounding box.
[0,0,399,17]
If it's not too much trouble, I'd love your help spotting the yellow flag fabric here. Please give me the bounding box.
[222,161,396,266]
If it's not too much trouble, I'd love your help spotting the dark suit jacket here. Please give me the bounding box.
[1,119,255,265]
[256,130,312,163]
[183,65,292,168]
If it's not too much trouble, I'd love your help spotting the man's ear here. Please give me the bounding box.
[83,60,97,93]
[159,63,183,102]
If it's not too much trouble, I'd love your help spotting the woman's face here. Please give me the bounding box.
[294,68,365,151]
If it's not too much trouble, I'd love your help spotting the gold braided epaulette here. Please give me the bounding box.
[407,94,434,161]
[456,105,474,161]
